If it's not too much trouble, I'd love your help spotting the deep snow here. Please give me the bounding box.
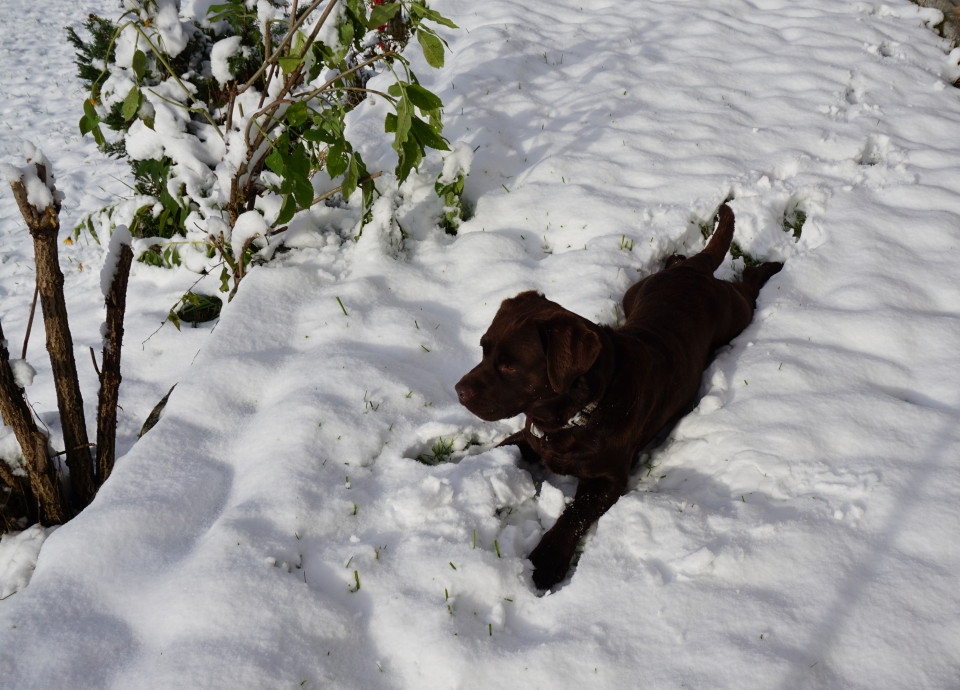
[2,0,960,688]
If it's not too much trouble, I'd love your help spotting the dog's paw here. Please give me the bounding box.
[528,538,572,591]
[497,431,542,464]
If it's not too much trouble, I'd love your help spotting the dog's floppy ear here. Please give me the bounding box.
[541,314,601,393]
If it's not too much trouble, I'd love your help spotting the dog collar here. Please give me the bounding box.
[528,401,599,439]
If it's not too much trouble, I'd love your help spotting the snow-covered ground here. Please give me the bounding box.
[2,0,960,687]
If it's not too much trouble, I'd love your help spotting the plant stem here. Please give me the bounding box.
[11,164,95,507]
[96,240,133,484]
[238,0,337,96]
[132,24,224,138]
[311,171,383,207]
[20,283,38,359]
[0,318,66,525]
[294,51,397,103]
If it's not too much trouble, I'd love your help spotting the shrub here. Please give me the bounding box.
[67,0,463,299]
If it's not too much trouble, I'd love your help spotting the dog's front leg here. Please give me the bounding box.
[528,475,626,590]
[497,430,541,464]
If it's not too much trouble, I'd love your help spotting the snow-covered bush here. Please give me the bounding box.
[67,0,461,298]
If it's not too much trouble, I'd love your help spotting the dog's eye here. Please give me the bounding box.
[498,363,518,375]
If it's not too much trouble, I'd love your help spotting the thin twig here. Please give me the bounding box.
[311,171,383,206]
[258,62,281,110]
[237,0,336,96]
[146,86,224,137]
[89,347,101,378]
[291,0,301,35]
[293,51,397,103]
[322,86,394,101]
[20,283,39,359]
[131,25,224,138]
[140,270,213,346]
[258,17,276,109]
[50,443,97,459]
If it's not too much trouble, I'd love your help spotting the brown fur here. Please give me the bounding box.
[455,205,782,590]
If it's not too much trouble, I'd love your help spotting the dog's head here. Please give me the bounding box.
[455,291,603,423]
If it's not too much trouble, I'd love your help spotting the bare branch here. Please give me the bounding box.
[237,0,338,96]
[9,165,95,507]
[311,171,383,206]
[21,284,39,359]
[96,242,133,484]
[0,318,68,525]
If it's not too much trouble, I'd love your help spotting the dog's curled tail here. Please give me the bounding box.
[699,203,736,272]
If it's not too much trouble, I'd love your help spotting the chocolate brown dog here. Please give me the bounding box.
[455,205,782,590]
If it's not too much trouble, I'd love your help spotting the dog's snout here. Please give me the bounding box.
[455,380,475,403]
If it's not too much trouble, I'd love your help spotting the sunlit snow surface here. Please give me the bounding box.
[1,0,960,688]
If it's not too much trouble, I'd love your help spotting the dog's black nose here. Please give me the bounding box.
[455,381,474,403]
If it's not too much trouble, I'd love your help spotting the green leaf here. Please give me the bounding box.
[396,136,423,182]
[360,174,375,212]
[264,147,285,175]
[121,86,141,121]
[341,155,359,201]
[302,128,332,144]
[345,0,368,24]
[291,29,308,58]
[326,142,348,178]
[410,116,449,151]
[278,55,304,75]
[405,84,443,112]
[83,216,100,244]
[417,29,445,69]
[91,124,106,148]
[207,1,257,31]
[338,17,356,48]
[83,99,99,122]
[384,113,398,134]
[131,49,147,80]
[393,97,413,150]
[310,110,344,142]
[408,2,459,28]
[277,142,313,208]
[368,2,402,28]
[276,193,298,225]
[207,1,245,18]
[79,114,96,136]
[219,266,231,293]
[293,174,313,208]
[286,101,308,127]
[287,142,311,178]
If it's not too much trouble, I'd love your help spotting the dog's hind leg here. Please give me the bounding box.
[738,261,784,305]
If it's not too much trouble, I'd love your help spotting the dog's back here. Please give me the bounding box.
[621,204,782,352]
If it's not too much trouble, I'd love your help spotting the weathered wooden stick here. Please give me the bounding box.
[96,241,133,484]
[9,163,95,507]
[0,318,68,525]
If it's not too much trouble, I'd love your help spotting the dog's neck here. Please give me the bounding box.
[526,327,616,438]
[528,400,599,439]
